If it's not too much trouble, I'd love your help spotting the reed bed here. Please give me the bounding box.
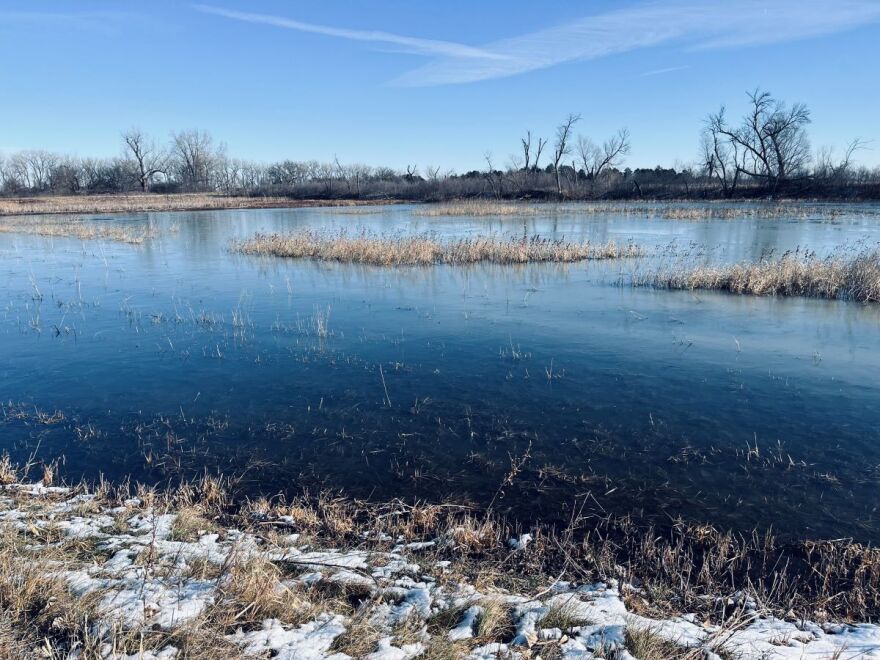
[636,248,880,303]
[0,217,159,244]
[235,230,644,266]
[0,194,388,217]
[417,199,870,220]
[584,202,857,220]
[415,200,544,216]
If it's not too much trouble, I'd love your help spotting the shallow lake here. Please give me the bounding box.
[2,202,880,541]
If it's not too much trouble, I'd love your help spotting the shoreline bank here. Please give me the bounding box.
[0,194,397,217]
[1,474,878,658]
[1,194,878,219]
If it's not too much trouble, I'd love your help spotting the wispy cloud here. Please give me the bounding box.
[192,1,880,87]
[393,0,880,85]
[639,65,691,78]
[193,5,507,61]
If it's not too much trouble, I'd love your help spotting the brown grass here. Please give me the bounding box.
[473,598,516,644]
[0,455,16,486]
[416,199,869,220]
[636,247,880,302]
[235,230,644,265]
[0,193,390,217]
[169,504,218,542]
[0,473,877,657]
[624,626,700,659]
[328,602,385,657]
[0,216,161,243]
[539,597,593,631]
[416,200,543,216]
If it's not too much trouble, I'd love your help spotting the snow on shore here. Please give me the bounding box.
[2,484,878,659]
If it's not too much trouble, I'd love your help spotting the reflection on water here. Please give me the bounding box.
[1,203,879,541]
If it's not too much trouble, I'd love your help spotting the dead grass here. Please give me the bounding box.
[416,200,543,216]
[0,474,877,656]
[0,216,160,243]
[636,247,880,302]
[0,455,16,485]
[208,552,318,629]
[0,193,390,217]
[235,230,644,265]
[416,200,867,220]
[169,504,218,542]
[540,597,593,631]
[624,626,699,659]
[328,601,385,656]
[474,597,516,642]
[590,202,857,221]
[421,635,467,659]
[0,522,109,656]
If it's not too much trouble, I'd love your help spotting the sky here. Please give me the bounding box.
[1,0,879,172]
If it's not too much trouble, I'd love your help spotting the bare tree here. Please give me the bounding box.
[701,107,742,197]
[171,129,218,191]
[552,114,580,196]
[122,128,167,192]
[520,132,532,171]
[0,153,9,192]
[815,138,867,182]
[333,155,350,195]
[484,152,502,198]
[533,135,547,171]
[577,128,631,183]
[520,130,547,196]
[10,150,58,191]
[709,90,811,193]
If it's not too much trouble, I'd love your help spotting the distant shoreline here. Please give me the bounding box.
[1,193,877,218]
[0,193,398,217]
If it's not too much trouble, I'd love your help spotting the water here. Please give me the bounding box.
[2,203,880,541]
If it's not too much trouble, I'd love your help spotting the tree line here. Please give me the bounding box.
[1,90,877,201]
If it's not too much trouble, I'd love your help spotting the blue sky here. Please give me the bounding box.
[1,0,879,171]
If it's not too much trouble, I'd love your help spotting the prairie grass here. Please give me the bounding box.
[635,247,880,302]
[169,504,218,542]
[417,199,870,220]
[473,598,516,642]
[328,602,385,657]
[624,626,700,659]
[0,475,877,657]
[0,193,388,217]
[416,200,543,216]
[539,597,593,631]
[235,230,644,266]
[0,216,160,243]
[585,201,857,221]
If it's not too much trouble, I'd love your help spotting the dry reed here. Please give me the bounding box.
[235,230,644,265]
[415,200,543,216]
[636,248,880,302]
[0,217,159,243]
[417,199,872,220]
[0,471,878,657]
[0,194,389,217]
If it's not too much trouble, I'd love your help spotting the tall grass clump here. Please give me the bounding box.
[416,200,544,216]
[234,230,643,266]
[0,217,159,244]
[636,247,880,303]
